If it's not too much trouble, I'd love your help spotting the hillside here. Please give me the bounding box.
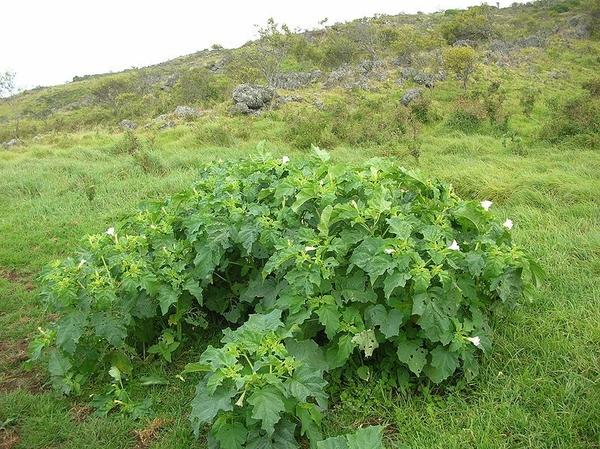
[0,0,598,149]
[0,1,599,449]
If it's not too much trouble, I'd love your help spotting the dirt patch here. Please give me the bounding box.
[0,269,35,292]
[0,340,45,394]
[0,429,20,449]
[70,404,93,423]
[133,418,170,449]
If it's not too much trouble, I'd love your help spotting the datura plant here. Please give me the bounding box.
[33,148,541,448]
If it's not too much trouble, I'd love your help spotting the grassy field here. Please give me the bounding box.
[0,121,598,448]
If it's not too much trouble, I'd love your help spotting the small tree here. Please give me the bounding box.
[0,71,16,98]
[520,86,539,117]
[248,18,292,86]
[443,46,477,91]
[0,71,20,138]
[348,19,379,62]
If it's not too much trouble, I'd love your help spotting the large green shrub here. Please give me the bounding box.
[540,93,600,145]
[34,151,540,447]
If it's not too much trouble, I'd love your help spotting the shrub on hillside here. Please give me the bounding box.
[282,104,338,149]
[440,5,496,44]
[446,97,488,131]
[33,151,540,447]
[540,93,600,145]
[172,68,230,106]
[320,32,361,69]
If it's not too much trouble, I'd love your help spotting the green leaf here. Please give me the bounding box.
[239,223,260,255]
[350,237,394,284]
[56,311,86,354]
[90,312,127,347]
[423,345,459,383]
[288,365,328,407]
[325,334,356,370]
[285,339,328,373]
[158,286,179,315]
[383,272,411,299]
[379,309,405,339]
[346,426,385,449]
[48,350,72,377]
[296,403,323,442]
[247,386,286,435]
[319,205,334,237]
[351,329,379,358]
[213,420,247,449]
[317,426,385,449]
[190,385,235,434]
[316,304,341,340]
[365,305,404,339]
[386,217,412,239]
[396,339,427,375]
[109,351,133,376]
[312,145,331,161]
[139,374,169,386]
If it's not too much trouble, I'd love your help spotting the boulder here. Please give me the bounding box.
[174,105,201,119]
[271,71,322,89]
[399,67,437,88]
[401,88,423,106]
[232,84,275,112]
[2,138,21,149]
[119,119,137,130]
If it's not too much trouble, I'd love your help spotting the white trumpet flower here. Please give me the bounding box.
[448,240,460,251]
[467,336,482,348]
[503,219,513,230]
[480,200,493,211]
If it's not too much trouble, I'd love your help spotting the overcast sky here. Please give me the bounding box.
[2,0,526,90]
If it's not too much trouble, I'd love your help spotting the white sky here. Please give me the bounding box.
[2,0,526,90]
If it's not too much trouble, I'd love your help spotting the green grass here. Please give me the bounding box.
[0,122,598,448]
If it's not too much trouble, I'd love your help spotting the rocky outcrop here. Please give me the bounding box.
[401,88,423,106]
[119,119,137,130]
[231,84,275,114]
[398,67,442,88]
[2,138,21,149]
[271,71,322,89]
[174,105,202,119]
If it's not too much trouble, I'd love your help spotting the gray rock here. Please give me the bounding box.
[232,84,275,112]
[271,71,322,89]
[207,58,227,73]
[272,95,304,108]
[453,39,476,47]
[398,67,437,88]
[2,138,21,149]
[174,105,201,119]
[413,72,436,88]
[161,73,179,90]
[568,15,592,39]
[119,119,137,130]
[515,35,545,48]
[401,88,423,106]
[145,114,176,130]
